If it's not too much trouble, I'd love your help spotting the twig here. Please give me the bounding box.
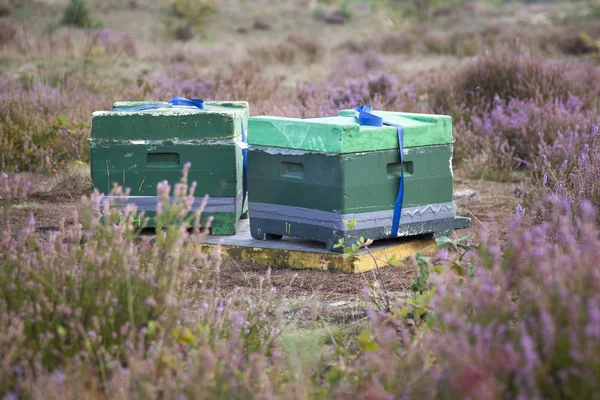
[467,209,491,234]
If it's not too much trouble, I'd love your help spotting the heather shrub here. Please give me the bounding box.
[162,0,218,40]
[400,0,462,21]
[550,20,600,56]
[140,61,287,116]
[61,0,93,28]
[24,280,290,400]
[0,0,12,17]
[0,172,30,229]
[426,197,600,399]
[89,28,138,58]
[291,72,426,118]
[334,38,372,54]
[0,167,200,394]
[335,3,353,21]
[430,43,600,177]
[557,31,599,55]
[335,311,436,399]
[0,166,288,398]
[253,17,271,30]
[0,81,92,172]
[324,10,348,25]
[312,6,327,20]
[0,75,151,173]
[453,95,600,177]
[378,31,421,54]
[338,195,600,398]
[0,17,17,46]
[332,51,385,78]
[423,30,482,57]
[44,161,92,196]
[248,34,325,65]
[431,43,596,115]
[541,124,600,222]
[174,25,195,41]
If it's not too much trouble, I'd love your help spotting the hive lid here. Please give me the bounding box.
[248,110,452,153]
[91,101,249,140]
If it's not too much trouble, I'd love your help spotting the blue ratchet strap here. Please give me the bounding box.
[354,105,405,237]
[110,97,206,112]
[110,97,248,211]
[241,118,248,210]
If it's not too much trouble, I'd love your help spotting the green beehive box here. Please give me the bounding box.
[90,100,249,234]
[247,109,470,252]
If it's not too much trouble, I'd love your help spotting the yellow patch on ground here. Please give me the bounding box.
[189,237,436,274]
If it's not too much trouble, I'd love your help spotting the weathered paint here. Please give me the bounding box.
[92,101,249,140]
[247,111,451,153]
[191,236,437,273]
[249,215,470,252]
[90,100,248,232]
[249,201,457,230]
[90,140,243,197]
[247,111,469,251]
[247,144,454,213]
[102,194,242,213]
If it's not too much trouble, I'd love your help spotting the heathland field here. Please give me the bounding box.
[1,0,600,398]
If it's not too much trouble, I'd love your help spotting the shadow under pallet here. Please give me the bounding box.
[181,219,441,274]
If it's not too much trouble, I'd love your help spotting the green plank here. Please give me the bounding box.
[91,101,249,140]
[247,144,454,214]
[247,111,452,153]
[90,139,243,197]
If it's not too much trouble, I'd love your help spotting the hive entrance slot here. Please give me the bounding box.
[146,152,181,167]
[387,161,413,177]
[280,162,304,179]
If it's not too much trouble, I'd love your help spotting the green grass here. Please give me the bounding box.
[281,326,329,372]
[11,201,39,209]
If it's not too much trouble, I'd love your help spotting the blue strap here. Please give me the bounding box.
[168,96,205,109]
[110,97,248,212]
[354,105,404,237]
[110,97,206,112]
[241,119,248,211]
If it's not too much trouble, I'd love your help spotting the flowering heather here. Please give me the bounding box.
[5,161,600,399]
[428,196,600,399]
[290,72,427,118]
[1,171,31,230]
[542,124,600,221]
[431,43,600,117]
[452,95,600,177]
[332,51,385,78]
[9,42,598,178]
[89,28,138,58]
[0,78,129,172]
[248,34,325,65]
[0,165,286,398]
[336,196,600,399]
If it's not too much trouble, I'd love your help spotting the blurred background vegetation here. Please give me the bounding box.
[0,0,598,176]
[0,0,598,174]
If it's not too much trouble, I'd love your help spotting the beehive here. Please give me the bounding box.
[247,109,470,252]
[90,100,249,234]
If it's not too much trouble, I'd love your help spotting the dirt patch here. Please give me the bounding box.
[5,197,82,235]
[218,257,416,323]
[218,257,415,299]
[453,169,525,243]
[2,167,523,321]
[213,172,522,319]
